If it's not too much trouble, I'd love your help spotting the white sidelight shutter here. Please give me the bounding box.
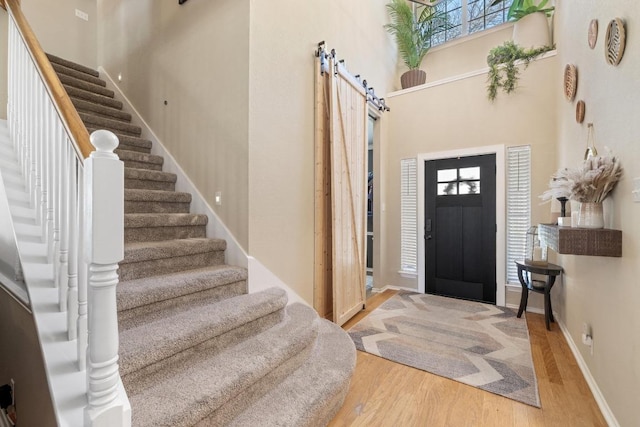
[400,158,417,273]
[506,145,531,283]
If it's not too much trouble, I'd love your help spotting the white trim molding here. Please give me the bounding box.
[416,144,506,306]
[555,314,620,427]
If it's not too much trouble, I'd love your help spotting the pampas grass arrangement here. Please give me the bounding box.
[541,151,623,203]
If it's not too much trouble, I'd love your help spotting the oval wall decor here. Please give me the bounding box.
[576,100,586,123]
[588,19,598,49]
[605,18,626,66]
[564,64,578,102]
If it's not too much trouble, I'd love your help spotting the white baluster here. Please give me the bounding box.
[77,164,88,370]
[58,135,70,311]
[51,118,61,277]
[45,105,55,264]
[84,130,129,426]
[28,65,37,205]
[67,154,79,339]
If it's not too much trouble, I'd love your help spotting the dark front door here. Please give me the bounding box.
[425,154,496,304]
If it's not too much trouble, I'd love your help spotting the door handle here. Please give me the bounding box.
[426,235,432,240]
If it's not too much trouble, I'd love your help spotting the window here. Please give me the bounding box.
[400,158,417,273]
[436,166,481,195]
[430,0,513,47]
[506,145,531,283]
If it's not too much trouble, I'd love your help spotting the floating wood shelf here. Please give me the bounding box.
[539,224,622,257]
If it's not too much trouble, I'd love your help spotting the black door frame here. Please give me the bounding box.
[415,146,506,306]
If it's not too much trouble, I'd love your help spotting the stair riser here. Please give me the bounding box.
[124,226,206,243]
[118,280,248,332]
[125,201,190,214]
[123,306,282,395]
[77,103,131,122]
[118,143,152,154]
[67,87,122,109]
[119,250,225,281]
[52,63,106,87]
[83,117,141,137]
[125,178,175,192]
[59,74,114,98]
[123,160,163,171]
[198,343,315,427]
[47,53,99,78]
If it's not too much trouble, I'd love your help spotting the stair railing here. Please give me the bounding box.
[4,1,130,425]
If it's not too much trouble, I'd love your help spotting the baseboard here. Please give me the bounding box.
[554,313,619,427]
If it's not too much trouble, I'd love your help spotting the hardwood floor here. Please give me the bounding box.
[329,290,607,427]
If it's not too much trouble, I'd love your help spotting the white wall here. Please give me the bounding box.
[247,0,396,303]
[0,0,98,117]
[22,0,98,68]
[553,2,639,425]
[97,0,251,249]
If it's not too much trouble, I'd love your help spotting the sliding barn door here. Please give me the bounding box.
[328,61,367,326]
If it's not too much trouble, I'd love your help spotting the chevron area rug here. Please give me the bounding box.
[348,291,540,407]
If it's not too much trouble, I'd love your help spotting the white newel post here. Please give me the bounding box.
[84,130,130,427]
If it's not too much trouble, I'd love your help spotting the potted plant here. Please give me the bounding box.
[385,0,450,89]
[490,0,554,48]
[486,40,554,101]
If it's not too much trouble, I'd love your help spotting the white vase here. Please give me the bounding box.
[513,12,551,49]
[578,202,604,229]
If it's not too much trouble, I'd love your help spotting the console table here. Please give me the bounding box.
[515,260,563,331]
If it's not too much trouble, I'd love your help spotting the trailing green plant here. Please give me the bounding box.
[486,40,554,101]
[490,0,554,21]
[385,0,451,70]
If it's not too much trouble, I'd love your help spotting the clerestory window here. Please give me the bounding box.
[429,0,513,47]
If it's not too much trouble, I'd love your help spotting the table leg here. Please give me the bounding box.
[547,276,557,323]
[544,288,551,330]
[517,267,528,318]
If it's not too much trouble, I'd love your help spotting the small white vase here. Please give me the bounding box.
[578,202,604,229]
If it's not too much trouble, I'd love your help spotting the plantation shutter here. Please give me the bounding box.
[506,145,531,283]
[400,158,417,273]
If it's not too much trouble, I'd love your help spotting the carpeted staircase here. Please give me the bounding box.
[47,54,356,427]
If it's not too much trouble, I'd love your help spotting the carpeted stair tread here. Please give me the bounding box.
[125,189,191,214]
[120,288,288,377]
[74,98,131,122]
[65,85,123,109]
[58,73,114,98]
[123,238,225,264]
[51,62,106,87]
[116,149,163,166]
[80,112,142,137]
[117,265,247,313]
[88,128,152,154]
[227,319,356,427]
[46,53,99,78]
[124,213,207,228]
[128,303,320,427]
[125,189,191,203]
[124,168,177,191]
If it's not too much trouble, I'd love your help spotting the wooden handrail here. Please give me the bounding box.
[5,0,93,159]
